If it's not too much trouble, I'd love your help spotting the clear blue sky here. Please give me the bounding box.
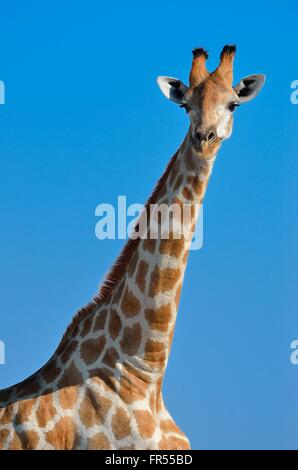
[0,1,297,450]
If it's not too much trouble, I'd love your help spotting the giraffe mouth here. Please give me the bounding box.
[193,137,221,157]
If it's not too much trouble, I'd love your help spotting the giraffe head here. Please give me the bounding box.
[157,45,265,159]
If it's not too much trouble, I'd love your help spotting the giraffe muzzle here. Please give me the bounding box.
[193,127,220,154]
[194,128,217,144]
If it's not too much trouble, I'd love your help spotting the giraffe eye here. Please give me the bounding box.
[228,103,239,112]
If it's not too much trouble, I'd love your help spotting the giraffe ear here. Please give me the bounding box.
[233,74,266,103]
[157,76,189,105]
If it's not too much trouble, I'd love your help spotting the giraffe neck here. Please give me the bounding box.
[111,129,216,378]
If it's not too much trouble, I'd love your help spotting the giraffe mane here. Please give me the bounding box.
[55,148,179,352]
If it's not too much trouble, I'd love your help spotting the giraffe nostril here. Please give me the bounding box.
[207,131,216,142]
[195,131,204,142]
[195,129,217,143]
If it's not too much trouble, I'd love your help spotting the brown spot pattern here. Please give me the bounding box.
[120,324,142,356]
[79,388,112,428]
[93,309,108,332]
[134,410,156,438]
[121,287,141,318]
[191,175,205,195]
[81,316,93,338]
[0,404,14,425]
[61,340,78,364]
[149,265,181,297]
[46,416,76,450]
[135,260,149,293]
[80,336,105,365]
[102,347,119,368]
[109,309,122,340]
[111,408,131,440]
[142,238,156,254]
[14,399,35,426]
[88,432,111,450]
[36,393,57,427]
[182,186,194,201]
[58,361,82,388]
[41,361,61,384]
[9,430,39,450]
[159,234,184,258]
[59,385,79,410]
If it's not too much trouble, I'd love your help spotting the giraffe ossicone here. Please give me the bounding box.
[0,45,265,450]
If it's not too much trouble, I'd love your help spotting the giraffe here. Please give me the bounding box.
[0,45,265,450]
